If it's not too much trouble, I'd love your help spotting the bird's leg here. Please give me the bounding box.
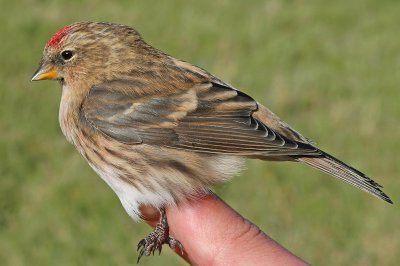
[137,207,183,263]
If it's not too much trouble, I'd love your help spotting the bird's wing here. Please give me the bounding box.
[81,78,392,203]
[81,79,319,157]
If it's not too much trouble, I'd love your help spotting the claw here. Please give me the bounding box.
[176,241,184,255]
[136,207,184,263]
[137,239,145,251]
[168,238,183,255]
[158,244,162,255]
[137,246,145,263]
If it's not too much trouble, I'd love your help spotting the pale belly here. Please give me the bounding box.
[88,162,174,221]
[86,146,245,221]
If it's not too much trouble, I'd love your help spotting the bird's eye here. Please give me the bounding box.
[61,50,74,61]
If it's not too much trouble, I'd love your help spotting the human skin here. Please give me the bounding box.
[141,194,309,265]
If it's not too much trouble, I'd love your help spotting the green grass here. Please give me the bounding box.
[1,0,399,265]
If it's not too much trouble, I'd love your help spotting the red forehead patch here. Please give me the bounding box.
[46,25,73,47]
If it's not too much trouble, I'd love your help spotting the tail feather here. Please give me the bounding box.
[297,151,393,204]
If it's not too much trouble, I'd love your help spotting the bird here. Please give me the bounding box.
[32,22,392,261]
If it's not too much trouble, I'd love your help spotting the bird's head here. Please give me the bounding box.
[32,22,152,87]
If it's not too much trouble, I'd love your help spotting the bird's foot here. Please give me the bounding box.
[137,208,183,263]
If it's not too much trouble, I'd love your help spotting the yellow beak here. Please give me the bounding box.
[31,63,59,81]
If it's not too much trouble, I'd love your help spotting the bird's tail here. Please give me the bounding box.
[296,151,393,204]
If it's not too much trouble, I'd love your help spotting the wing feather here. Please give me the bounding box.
[80,77,392,203]
[82,80,318,156]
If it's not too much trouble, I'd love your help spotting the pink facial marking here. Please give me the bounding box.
[46,25,73,47]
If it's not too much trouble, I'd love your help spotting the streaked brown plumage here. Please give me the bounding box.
[32,22,392,260]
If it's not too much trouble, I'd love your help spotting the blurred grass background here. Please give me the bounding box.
[1,0,399,265]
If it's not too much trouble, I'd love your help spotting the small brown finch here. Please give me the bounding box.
[32,22,392,261]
